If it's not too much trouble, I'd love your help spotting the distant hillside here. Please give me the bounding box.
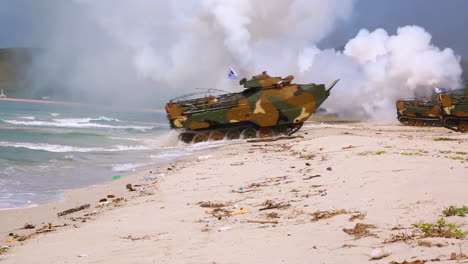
[0,48,32,97]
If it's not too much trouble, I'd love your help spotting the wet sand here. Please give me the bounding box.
[0,123,467,263]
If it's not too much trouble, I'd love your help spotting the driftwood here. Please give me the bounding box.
[232,189,255,193]
[246,220,279,224]
[259,202,290,211]
[57,204,90,217]
[303,175,321,180]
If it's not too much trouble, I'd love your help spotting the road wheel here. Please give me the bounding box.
[457,121,468,133]
[258,127,273,138]
[209,131,225,141]
[241,127,257,139]
[193,133,208,143]
[415,120,424,126]
[179,133,194,144]
[407,119,415,126]
[226,129,241,140]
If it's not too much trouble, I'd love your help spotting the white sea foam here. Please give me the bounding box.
[0,141,151,153]
[50,113,60,116]
[3,119,153,131]
[111,162,148,172]
[19,116,36,120]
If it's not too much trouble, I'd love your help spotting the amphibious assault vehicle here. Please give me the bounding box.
[396,88,468,132]
[165,72,339,143]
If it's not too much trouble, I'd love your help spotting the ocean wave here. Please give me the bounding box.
[0,141,151,153]
[111,162,148,172]
[50,113,60,116]
[19,116,36,120]
[3,119,153,131]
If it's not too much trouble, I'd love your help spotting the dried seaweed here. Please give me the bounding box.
[311,209,348,222]
[342,223,377,239]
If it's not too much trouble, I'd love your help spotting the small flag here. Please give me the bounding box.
[227,66,238,80]
[434,87,446,93]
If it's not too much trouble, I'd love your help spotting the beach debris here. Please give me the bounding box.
[23,223,35,229]
[313,189,327,196]
[303,175,321,180]
[112,175,121,180]
[311,209,348,222]
[144,176,154,181]
[218,226,232,231]
[205,208,232,219]
[450,251,468,260]
[342,145,356,149]
[369,247,392,260]
[120,235,151,241]
[396,258,437,264]
[343,223,377,239]
[266,212,280,219]
[99,198,108,203]
[416,240,445,247]
[199,201,229,208]
[259,201,291,211]
[107,194,116,199]
[77,253,89,258]
[232,188,255,193]
[57,204,90,217]
[300,153,316,160]
[197,155,213,161]
[238,186,244,191]
[0,245,9,254]
[15,223,64,242]
[126,183,136,191]
[231,208,250,215]
[326,167,332,171]
[349,212,366,222]
[385,232,414,243]
[341,244,357,248]
[246,220,279,224]
[8,233,19,239]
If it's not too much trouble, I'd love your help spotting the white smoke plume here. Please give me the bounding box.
[298,26,462,120]
[27,0,462,121]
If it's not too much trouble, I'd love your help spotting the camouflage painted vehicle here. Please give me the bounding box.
[396,98,441,126]
[396,88,468,132]
[165,72,339,143]
[439,92,468,132]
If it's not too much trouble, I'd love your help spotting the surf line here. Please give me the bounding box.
[0,97,165,113]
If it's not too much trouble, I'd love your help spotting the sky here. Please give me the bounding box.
[1,0,467,56]
[322,0,468,56]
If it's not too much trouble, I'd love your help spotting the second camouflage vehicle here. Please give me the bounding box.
[165,71,339,143]
[396,87,468,132]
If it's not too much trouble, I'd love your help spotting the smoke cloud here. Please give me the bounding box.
[15,0,463,121]
[298,26,462,120]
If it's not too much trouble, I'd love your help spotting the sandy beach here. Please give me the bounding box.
[0,122,467,264]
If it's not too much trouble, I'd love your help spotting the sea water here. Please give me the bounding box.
[0,100,220,209]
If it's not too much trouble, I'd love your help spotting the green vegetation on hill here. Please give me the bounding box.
[0,48,32,96]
